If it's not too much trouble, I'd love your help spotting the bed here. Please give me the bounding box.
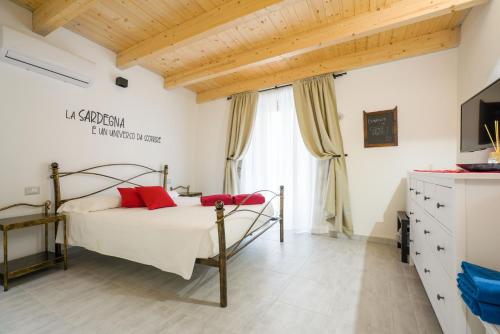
[50,162,284,307]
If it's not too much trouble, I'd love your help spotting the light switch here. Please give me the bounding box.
[24,186,40,195]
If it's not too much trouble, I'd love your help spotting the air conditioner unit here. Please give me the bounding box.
[0,26,95,87]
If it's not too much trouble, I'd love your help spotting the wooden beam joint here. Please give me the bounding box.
[33,0,97,36]
[117,0,283,69]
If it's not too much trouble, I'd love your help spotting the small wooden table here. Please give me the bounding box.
[0,213,68,291]
[171,185,202,197]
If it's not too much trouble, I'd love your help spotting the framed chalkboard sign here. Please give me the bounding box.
[363,107,398,148]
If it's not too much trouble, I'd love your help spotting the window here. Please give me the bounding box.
[241,87,327,233]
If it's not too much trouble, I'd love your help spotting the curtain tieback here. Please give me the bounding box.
[328,154,347,159]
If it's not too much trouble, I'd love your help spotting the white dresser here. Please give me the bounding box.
[407,172,500,334]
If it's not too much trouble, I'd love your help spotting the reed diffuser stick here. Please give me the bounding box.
[496,120,499,152]
[484,124,497,151]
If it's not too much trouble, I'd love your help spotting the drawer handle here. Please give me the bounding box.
[415,251,421,256]
[424,268,430,274]
[424,230,430,235]
[424,196,430,201]
[416,219,421,223]
[436,202,445,209]
[437,245,445,251]
[409,212,414,215]
[437,294,445,301]
[416,191,421,195]
[409,188,414,191]
[410,239,414,243]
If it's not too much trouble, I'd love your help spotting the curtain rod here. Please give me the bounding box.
[226,72,347,100]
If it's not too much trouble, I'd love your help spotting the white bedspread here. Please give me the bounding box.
[56,197,275,279]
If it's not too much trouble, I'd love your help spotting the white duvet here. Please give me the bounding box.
[56,197,275,279]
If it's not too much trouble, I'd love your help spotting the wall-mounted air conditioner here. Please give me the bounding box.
[0,25,95,88]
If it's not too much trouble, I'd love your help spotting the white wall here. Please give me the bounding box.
[337,50,457,239]
[457,0,500,163]
[192,99,230,194]
[0,1,198,260]
[194,50,458,240]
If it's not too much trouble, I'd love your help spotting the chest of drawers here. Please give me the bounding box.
[407,172,500,334]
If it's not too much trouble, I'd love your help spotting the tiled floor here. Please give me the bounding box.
[0,231,442,334]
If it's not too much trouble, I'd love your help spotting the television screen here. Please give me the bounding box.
[461,78,500,152]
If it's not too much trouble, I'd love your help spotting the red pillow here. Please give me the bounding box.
[118,188,145,208]
[200,194,233,206]
[233,193,266,205]
[136,186,177,210]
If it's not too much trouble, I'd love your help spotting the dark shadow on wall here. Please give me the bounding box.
[367,178,407,240]
[383,178,407,238]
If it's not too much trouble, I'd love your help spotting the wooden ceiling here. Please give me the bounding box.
[12,0,487,103]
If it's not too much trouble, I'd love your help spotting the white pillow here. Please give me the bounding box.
[168,190,180,198]
[57,195,121,213]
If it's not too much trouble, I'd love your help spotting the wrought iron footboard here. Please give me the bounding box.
[196,186,284,307]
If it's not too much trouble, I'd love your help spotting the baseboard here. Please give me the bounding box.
[329,232,395,246]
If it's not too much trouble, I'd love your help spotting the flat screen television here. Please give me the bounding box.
[461,78,500,152]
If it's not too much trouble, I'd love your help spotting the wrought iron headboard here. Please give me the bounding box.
[50,162,168,213]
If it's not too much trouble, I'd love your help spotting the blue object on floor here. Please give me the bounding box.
[462,262,500,305]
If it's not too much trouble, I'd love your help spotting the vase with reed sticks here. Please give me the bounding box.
[484,120,500,163]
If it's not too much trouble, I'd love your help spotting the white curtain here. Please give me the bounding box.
[240,86,329,233]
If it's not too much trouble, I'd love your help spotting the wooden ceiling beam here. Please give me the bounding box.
[196,28,460,103]
[167,0,485,89]
[33,0,97,36]
[116,0,283,69]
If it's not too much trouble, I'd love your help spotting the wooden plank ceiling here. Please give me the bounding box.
[11,0,487,103]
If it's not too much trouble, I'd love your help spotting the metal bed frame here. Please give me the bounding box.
[49,162,284,307]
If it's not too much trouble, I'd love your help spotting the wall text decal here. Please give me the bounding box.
[65,109,161,144]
